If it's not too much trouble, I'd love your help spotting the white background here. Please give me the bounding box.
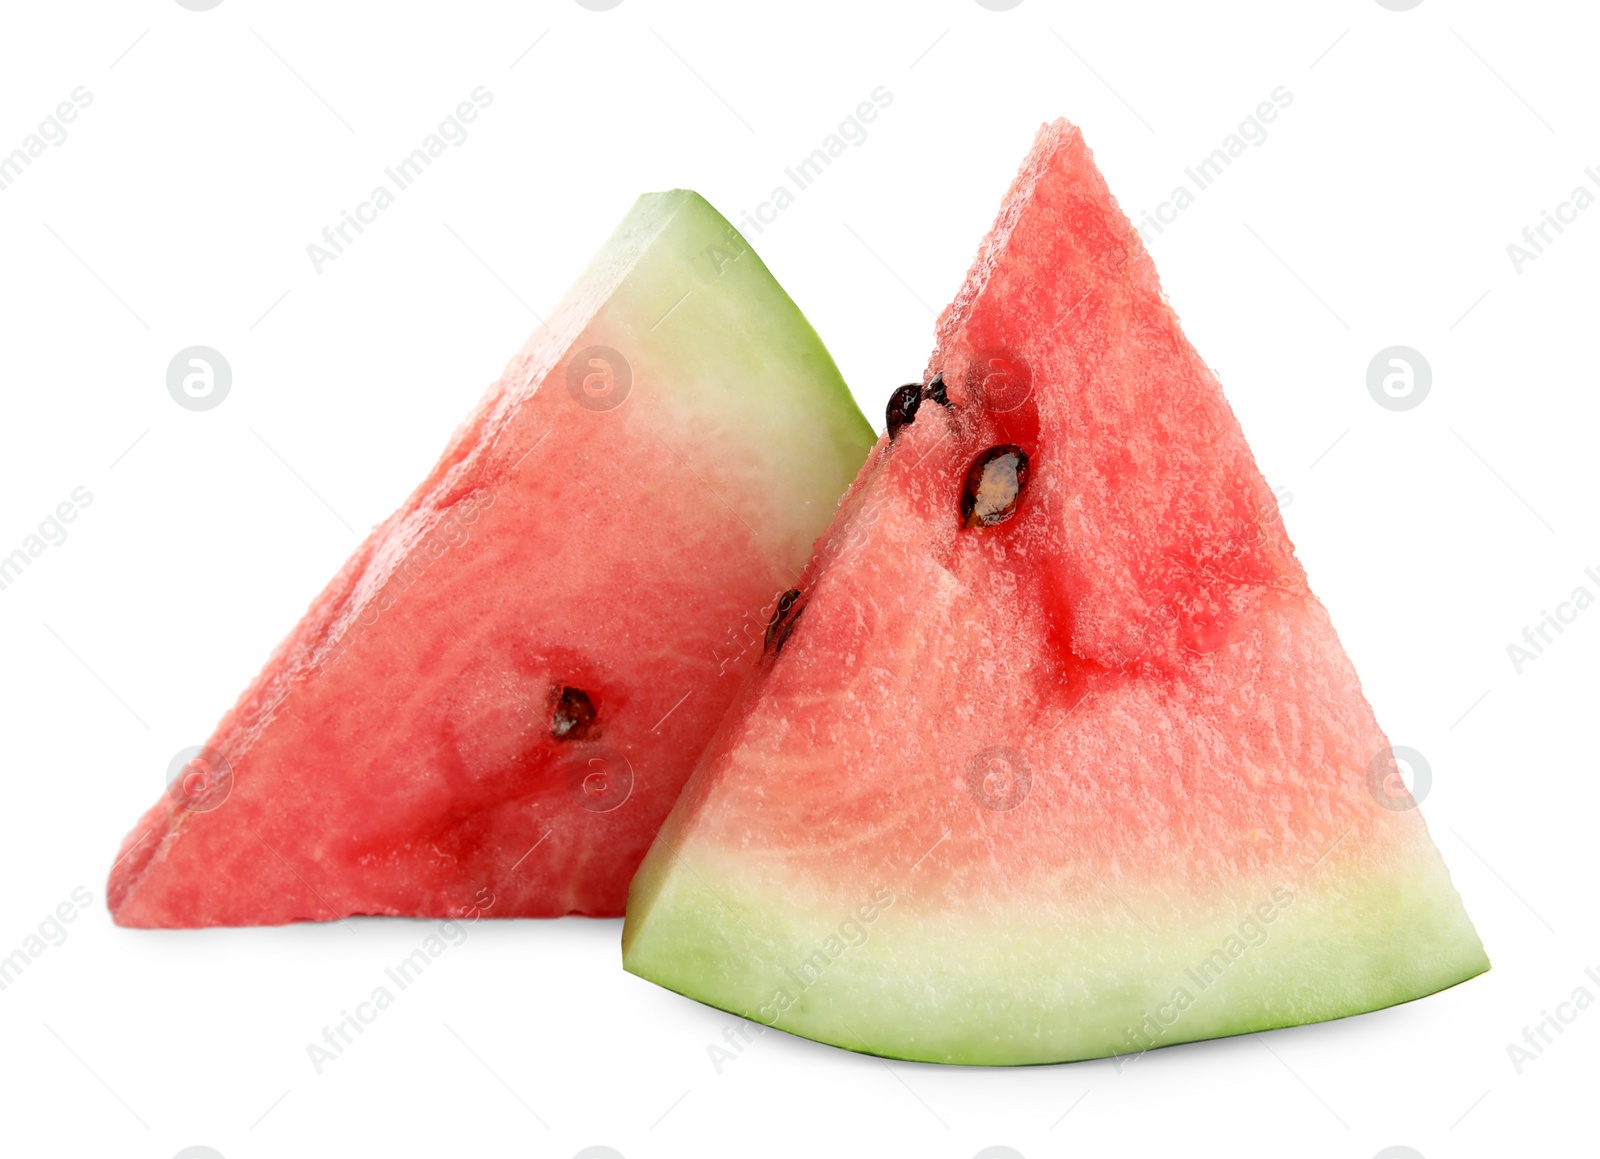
[0,1,1594,1156]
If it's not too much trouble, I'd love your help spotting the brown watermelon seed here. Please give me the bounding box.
[923,373,951,409]
[961,445,1029,528]
[764,588,804,654]
[885,383,923,437]
[549,686,598,741]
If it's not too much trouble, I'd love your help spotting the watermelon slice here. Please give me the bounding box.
[108,191,874,927]
[622,123,1489,1064]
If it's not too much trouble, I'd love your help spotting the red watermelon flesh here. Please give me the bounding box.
[108,191,874,927]
[622,123,1488,1064]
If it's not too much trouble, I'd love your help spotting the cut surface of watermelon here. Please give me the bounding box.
[108,191,874,928]
[622,124,1488,1064]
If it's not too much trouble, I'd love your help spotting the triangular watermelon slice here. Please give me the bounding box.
[108,191,874,927]
[622,123,1488,1064]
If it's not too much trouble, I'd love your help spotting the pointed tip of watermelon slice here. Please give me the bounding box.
[936,118,1113,359]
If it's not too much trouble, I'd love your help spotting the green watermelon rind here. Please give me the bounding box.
[624,837,1488,1066]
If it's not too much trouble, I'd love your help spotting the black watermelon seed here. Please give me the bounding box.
[961,445,1029,528]
[923,373,951,409]
[550,686,598,741]
[885,383,923,437]
[764,588,804,655]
